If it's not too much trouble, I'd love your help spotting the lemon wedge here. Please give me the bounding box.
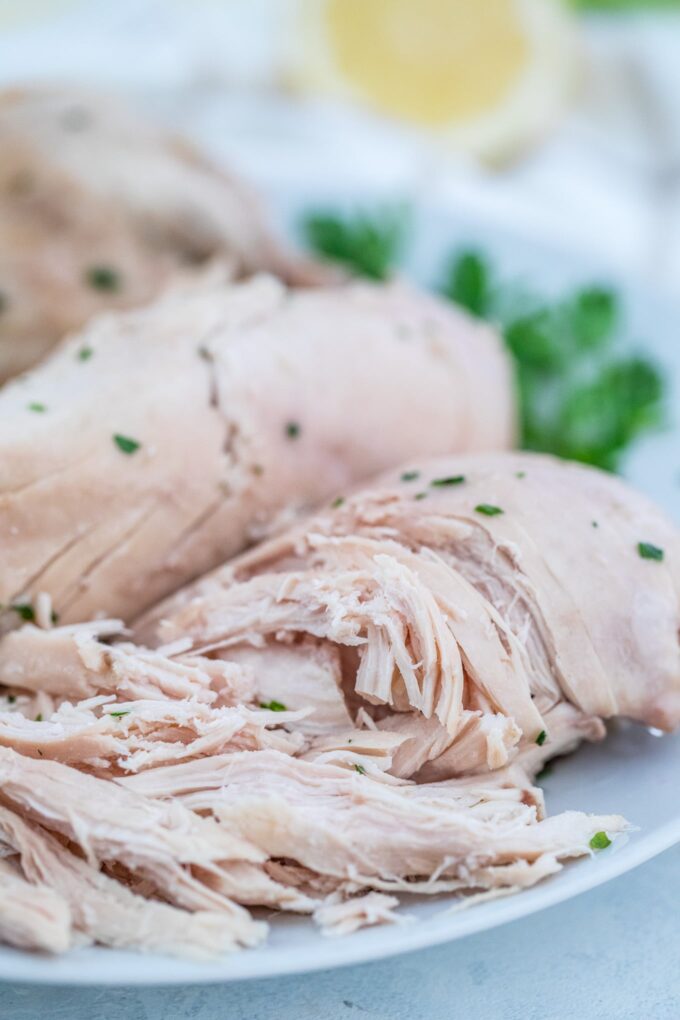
[290,0,579,162]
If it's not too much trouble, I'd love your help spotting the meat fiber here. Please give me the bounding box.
[0,86,318,381]
[1,451,676,958]
[144,451,680,738]
[0,275,513,625]
[0,856,71,953]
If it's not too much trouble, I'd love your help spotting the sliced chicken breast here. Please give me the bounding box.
[0,275,514,625]
[0,86,318,381]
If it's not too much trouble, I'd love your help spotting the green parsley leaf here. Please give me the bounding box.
[113,434,141,455]
[34,713,43,722]
[431,475,465,488]
[330,496,345,508]
[86,265,121,292]
[475,504,504,517]
[108,710,131,719]
[441,251,491,318]
[638,541,664,561]
[572,0,680,10]
[535,730,547,746]
[7,695,16,705]
[400,470,420,482]
[260,700,287,712]
[414,492,428,501]
[12,603,35,622]
[353,763,367,775]
[285,421,301,440]
[569,287,617,350]
[28,402,46,413]
[77,346,94,362]
[515,471,526,479]
[589,831,612,850]
[302,208,408,281]
[439,248,663,472]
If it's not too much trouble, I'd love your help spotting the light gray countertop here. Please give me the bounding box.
[3,844,678,1020]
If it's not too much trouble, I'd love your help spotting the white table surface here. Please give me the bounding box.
[2,844,678,1020]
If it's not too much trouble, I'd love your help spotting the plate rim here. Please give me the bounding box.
[1,183,678,988]
[1,818,677,986]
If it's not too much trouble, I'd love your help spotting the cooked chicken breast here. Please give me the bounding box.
[2,451,671,956]
[0,86,318,381]
[142,451,680,739]
[0,274,514,626]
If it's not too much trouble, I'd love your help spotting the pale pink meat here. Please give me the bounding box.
[0,856,71,954]
[0,275,513,625]
[0,86,320,381]
[1,451,677,957]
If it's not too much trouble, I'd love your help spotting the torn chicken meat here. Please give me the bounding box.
[0,451,676,957]
[144,451,680,738]
[0,274,513,625]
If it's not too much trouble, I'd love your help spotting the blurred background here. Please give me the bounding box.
[0,0,678,488]
[0,0,678,294]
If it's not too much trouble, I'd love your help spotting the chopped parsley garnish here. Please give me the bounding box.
[330,496,345,508]
[113,434,141,455]
[51,610,59,625]
[535,730,547,746]
[7,695,16,704]
[592,521,599,528]
[589,831,612,850]
[515,471,526,479]
[260,700,287,712]
[475,504,504,517]
[77,346,93,362]
[12,603,35,622]
[353,763,367,775]
[431,475,465,488]
[414,492,428,501]
[638,541,664,562]
[34,713,43,722]
[28,402,46,413]
[86,265,121,292]
[108,710,130,719]
[400,470,420,482]
[302,208,409,281]
[285,421,301,440]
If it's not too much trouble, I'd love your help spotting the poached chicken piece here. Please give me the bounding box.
[0,275,513,626]
[0,452,677,957]
[0,86,319,382]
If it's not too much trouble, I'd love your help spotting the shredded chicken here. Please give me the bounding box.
[0,855,71,953]
[0,451,673,957]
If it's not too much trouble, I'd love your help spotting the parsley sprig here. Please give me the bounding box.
[441,251,664,471]
[302,209,664,473]
[302,208,409,281]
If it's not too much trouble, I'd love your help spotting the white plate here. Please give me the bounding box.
[1,184,679,986]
